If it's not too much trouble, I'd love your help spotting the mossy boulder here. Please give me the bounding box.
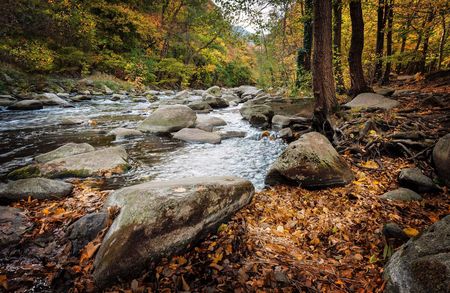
[265,132,354,189]
[93,176,254,288]
[137,105,197,134]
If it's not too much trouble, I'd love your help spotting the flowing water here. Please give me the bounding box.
[0,93,286,190]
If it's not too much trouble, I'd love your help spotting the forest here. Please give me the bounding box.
[0,0,449,292]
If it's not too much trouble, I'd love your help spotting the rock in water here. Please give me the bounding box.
[93,176,254,287]
[36,93,71,107]
[398,168,438,193]
[35,143,95,163]
[0,178,73,202]
[107,128,143,140]
[195,116,227,132]
[205,85,222,96]
[39,146,129,178]
[0,95,17,107]
[265,132,354,188]
[7,100,43,110]
[187,100,213,113]
[384,215,450,293]
[240,104,274,128]
[173,128,221,144]
[0,206,32,248]
[137,105,197,134]
[433,133,450,187]
[381,188,422,201]
[344,93,399,110]
[203,94,229,108]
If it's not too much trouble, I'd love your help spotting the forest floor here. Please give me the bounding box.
[1,74,449,292]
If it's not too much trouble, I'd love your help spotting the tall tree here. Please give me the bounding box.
[419,8,436,73]
[303,0,313,71]
[382,0,393,84]
[312,0,337,140]
[374,0,387,81]
[333,0,345,93]
[438,12,448,70]
[348,0,371,96]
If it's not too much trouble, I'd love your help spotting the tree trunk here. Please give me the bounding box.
[382,0,393,85]
[396,1,417,74]
[438,13,447,70]
[348,0,371,96]
[303,0,313,71]
[312,0,337,141]
[419,8,435,73]
[333,0,345,93]
[374,0,386,81]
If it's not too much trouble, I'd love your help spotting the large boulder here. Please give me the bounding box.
[398,168,439,193]
[240,103,274,128]
[0,207,32,248]
[35,143,95,163]
[344,93,399,110]
[195,116,227,132]
[36,93,71,107]
[384,215,450,293]
[203,94,229,109]
[173,128,221,144]
[31,146,128,178]
[265,132,354,188]
[93,176,254,287]
[433,134,450,187]
[7,100,43,111]
[0,178,73,202]
[235,86,263,98]
[137,105,197,134]
[187,100,213,113]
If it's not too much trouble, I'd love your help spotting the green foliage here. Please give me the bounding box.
[0,0,254,88]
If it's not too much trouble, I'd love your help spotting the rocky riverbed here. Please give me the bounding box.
[0,85,317,190]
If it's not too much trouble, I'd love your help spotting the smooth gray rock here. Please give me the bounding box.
[38,146,129,178]
[173,128,221,144]
[381,188,422,201]
[111,94,125,101]
[216,130,247,139]
[107,128,143,140]
[272,115,291,130]
[8,100,43,110]
[93,176,254,287]
[344,93,399,110]
[35,143,95,163]
[187,100,213,113]
[137,105,197,134]
[265,132,354,188]
[203,94,229,108]
[0,207,32,248]
[433,134,450,187]
[398,168,438,193]
[195,116,227,132]
[0,178,73,202]
[174,90,189,100]
[67,212,109,255]
[235,85,263,98]
[35,93,71,107]
[240,103,274,128]
[384,215,450,293]
[383,223,409,242]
